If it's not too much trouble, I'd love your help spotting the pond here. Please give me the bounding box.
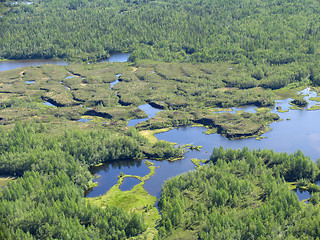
[98,53,130,63]
[0,52,130,72]
[119,178,142,191]
[0,59,68,72]
[293,188,311,202]
[43,101,57,107]
[85,160,150,197]
[87,89,320,199]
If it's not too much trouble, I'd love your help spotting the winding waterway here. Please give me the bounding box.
[1,57,317,201]
[88,88,320,199]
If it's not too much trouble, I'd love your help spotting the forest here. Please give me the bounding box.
[158,147,320,239]
[1,0,320,239]
[0,121,182,239]
[0,0,320,65]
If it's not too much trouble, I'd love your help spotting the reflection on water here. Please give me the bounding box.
[293,188,311,202]
[110,79,119,89]
[89,89,320,198]
[0,52,129,72]
[119,178,142,191]
[99,53,130,63]
[127,104,163,127]
[85,160,149,197]
[65,75,75,79]
[0,59,68,72]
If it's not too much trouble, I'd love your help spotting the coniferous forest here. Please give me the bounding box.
[1,0,320,239]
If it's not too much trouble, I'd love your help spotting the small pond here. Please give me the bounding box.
[25,80,35,84]
[43,102,56,107]
[293,188,311,202]
[119,178,142,191]
[64,75,75,79]
[85,160,150,197]
[98,53,130,63]
[78,118,92,123]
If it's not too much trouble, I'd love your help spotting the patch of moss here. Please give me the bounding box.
[309,97,320,102]
[308,105,320,111]
[139,128,172,144]
[204,128,218,135]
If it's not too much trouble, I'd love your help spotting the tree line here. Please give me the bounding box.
[157,147,320,239]
[0,121,182,239]
[0,0,320,65]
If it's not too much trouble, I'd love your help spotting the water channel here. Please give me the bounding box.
[88,88,320,200]
[0,57,318,201]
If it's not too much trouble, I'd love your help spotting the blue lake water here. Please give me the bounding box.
[25,80,35,84]
[88,89,320,199]
[110,79,119,89]
[99,53,130,63]
[0,52,130,72]
[85,160,150,197]
[127,104,163,127]
[293,188,311,202]
[64,75,75,79]
[119,178,142,191]
[0,59,68,72]
[78,118,92,123]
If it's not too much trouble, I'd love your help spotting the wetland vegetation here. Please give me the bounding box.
[2,0,320,239]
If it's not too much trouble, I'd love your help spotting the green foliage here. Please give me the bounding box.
[211,147,319,182]
[0,121,180,239]
[291,97,308,107]
[1,0,320,65]
[159,147,320,239]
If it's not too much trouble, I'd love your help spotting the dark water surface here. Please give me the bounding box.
[119,178,142,191]
[88,89,320,199]
[85,160,149,197]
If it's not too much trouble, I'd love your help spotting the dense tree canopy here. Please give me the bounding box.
[1,0,320,64]
[158,147,320,239]
[0,121,183,239]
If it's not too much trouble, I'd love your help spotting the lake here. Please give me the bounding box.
[0,59,68,72]
[87,88,320,199]
[0,52,130,72]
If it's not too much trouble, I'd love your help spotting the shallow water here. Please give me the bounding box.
[127,104,163,127]
[64,75,75,79]
[78,118,92,123]
[25,80,35,84]
[0,52,130,72]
